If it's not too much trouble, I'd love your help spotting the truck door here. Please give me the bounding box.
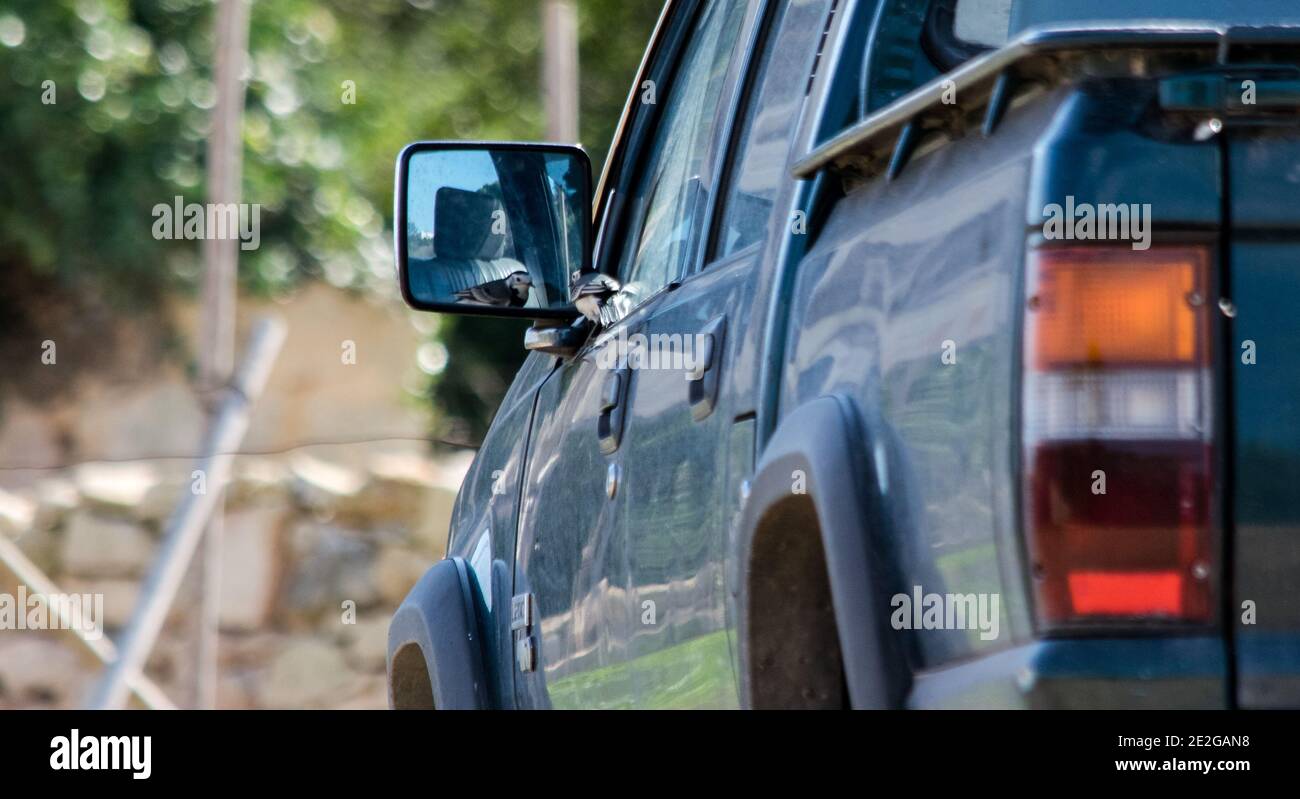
[512,0,751,708]
[608,0,836,708]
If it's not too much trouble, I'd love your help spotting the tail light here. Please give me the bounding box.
[1023,246,1215,630]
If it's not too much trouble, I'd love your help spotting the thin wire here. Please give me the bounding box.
[0,433,479,473]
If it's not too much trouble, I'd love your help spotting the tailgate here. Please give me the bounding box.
[1228,116,1300,708]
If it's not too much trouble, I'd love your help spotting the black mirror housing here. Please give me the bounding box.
[394,141,590,319]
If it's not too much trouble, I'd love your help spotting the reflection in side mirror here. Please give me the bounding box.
[395,142,591,318]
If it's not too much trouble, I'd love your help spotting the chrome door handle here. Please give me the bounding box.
[688,316,725,421]
[598,367,629,454]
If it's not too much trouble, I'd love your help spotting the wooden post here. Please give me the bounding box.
[196,0,251,710]
[542,0,579,142]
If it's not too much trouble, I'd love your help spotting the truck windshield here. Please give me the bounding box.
[955,0,1300,48]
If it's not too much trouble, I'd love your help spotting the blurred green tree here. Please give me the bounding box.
[0,0,662,442]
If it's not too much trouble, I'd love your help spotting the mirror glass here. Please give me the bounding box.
[401,145,588,314]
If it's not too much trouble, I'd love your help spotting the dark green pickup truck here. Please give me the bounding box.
[385,0,1300,709]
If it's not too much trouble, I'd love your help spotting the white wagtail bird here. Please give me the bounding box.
[571,270,622,327]
[454,270,532,308]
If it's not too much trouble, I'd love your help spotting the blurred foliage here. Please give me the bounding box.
[0,0,662,441]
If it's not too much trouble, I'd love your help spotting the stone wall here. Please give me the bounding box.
[0,284,466,709]
[0,448,467,709]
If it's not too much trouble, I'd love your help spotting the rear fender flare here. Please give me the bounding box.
[736,395,909,708]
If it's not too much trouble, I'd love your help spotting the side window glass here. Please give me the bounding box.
[713,0,833,259]
[952,0,1011,47]
[612,0,748,311]
[860,0,937,116]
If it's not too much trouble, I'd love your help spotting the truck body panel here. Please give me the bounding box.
[399,1,1300,710]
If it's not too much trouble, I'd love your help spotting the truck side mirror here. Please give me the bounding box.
[394,141,590,319]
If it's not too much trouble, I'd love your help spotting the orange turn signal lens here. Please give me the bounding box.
[1029,247,1209,370]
